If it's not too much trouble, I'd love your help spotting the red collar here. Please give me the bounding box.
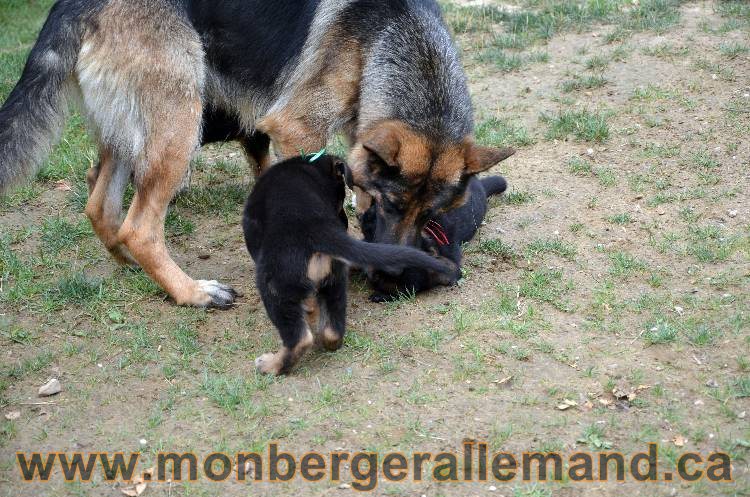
[424,220,449,246]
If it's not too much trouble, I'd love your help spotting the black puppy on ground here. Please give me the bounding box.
[243,155,459,375]
[362,175,507,302]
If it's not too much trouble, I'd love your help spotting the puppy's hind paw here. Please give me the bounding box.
[197,280,238,309]
[255,352,282,376]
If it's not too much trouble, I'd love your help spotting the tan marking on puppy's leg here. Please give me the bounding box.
[307,253,332,284]
[321,326,343,351]
[255,327,315,376]
[85,148,136,266]
[302,296,320,331]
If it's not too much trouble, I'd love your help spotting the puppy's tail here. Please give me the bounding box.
[481,176,508,198]
[315,229,458,276]
[0,2,87,192]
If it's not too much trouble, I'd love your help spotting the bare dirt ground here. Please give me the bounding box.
[0,1,748,496]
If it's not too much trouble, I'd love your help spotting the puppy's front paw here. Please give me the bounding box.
[255,352,282,375]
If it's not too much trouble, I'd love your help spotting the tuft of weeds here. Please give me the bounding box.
[560,74,608,93]
[607,213,633,225]
[524,238,577,261]
[541,109,610,142]
[609,251,647,278]
[477,239,516,260]
[568,157,593,175]
[585,54,609,71]
[519,268,574,312]
[642,43,689,58]
[577,424,613,450]
[502,189,536,205]
[44,272,103,309]
[40,217,93,253]
[644,319,679,344]
[475,117,535,148]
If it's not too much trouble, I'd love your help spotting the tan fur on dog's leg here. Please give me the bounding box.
[85,148,136,266]
[117,101,235,308]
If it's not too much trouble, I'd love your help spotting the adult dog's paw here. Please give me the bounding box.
[196,280,238,309]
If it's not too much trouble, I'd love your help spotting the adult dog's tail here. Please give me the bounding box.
[480,176,508,198]
[315,229,459,277]
[0,2,88,192]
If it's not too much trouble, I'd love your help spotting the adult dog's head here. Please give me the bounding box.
[349,120,515,246]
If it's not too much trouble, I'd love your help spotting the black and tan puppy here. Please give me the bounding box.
[243,155,458,375]
[362,176,507,302]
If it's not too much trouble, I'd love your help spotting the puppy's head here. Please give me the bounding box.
[308,154,352,226]
[349,120,514,246]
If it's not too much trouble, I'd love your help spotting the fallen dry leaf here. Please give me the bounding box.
[557,399,578,411]
[673,435,687,447]
[494,376,513,385]
[121,467,154,496]
[4,411,20,421]
[53,180,72,192]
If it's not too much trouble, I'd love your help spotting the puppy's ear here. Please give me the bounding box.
[333,159,353,188]
[362,126,401,168]
[464,144,516,175]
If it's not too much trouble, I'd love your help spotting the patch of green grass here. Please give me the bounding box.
[525,239,577,261]
[687,225,741,263]
[609,251,647,278]
[585,54,609,70]
[40,217,93,253]
[644,319,679,344]
[0,0,55,50]
[631,84,677,102]
[541,109,610,142]
[594,167,617,187]
[577,424,613,450]
[607,213,633,225]
[519,268,574,312]
[476,49,549,72]
[560,74,608,93]
[568,157,593,175]
[502,189,536,205]
[641,143,680,159]
[477,239,516,260]
[44,272,103,309]
[694,58,736,81]
[622,0,682,33]
[690,150,720,170]
[642,43,689,58]
[174,183,247,216]
[200,372,273,414]
[475,117,535,148]
[165,209,196,237]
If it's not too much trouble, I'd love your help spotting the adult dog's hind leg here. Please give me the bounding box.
[318,262,348,351]
[85,148,136,266]
[117,102,237,308]
[256,291,315,375]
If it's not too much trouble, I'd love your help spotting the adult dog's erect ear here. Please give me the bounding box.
[464,144,516,175]
[362,125,401,168]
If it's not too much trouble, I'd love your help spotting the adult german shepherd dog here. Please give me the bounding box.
[0,0,515,308]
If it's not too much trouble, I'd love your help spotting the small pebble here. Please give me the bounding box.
[706,379,719,388]
[4,411,20,421]
[339,483,351,490]
[728,210,738,218]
